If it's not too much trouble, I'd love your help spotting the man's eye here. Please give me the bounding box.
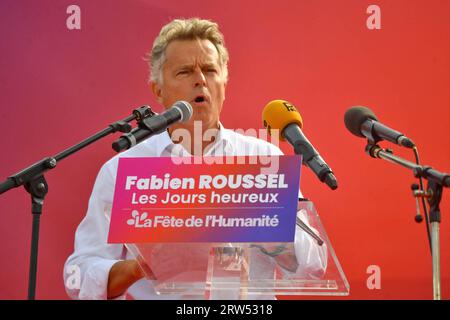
[177,70,189,75]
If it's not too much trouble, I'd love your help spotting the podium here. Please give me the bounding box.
[117,201,349,299]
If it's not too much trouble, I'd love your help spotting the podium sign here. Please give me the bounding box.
[108,155,301,243]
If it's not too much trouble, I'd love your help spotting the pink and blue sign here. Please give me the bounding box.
[107,156,301,243]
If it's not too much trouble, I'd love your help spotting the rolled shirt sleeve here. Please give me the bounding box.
[64,159,128,300]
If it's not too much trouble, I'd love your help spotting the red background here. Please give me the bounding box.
[0,0,449,299]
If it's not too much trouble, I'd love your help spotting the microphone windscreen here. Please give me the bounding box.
[344,106,378,137]
[173,101,193,122]
[262,100,303,141]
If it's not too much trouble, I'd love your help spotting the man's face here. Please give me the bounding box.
[151,39,227,131]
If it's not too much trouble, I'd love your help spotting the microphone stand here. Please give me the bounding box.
[365,143,449,300]
[0,105,153,300]
[297,198,324,246]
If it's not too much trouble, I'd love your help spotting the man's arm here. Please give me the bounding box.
[65,160,147,300]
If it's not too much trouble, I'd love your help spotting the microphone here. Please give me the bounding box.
[112,101,193,152]
[344,106,415,148]
[262,100,338,190]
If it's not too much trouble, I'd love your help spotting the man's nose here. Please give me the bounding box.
[193,68,207,87]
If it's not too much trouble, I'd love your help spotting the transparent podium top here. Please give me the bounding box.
[106,201,349,299]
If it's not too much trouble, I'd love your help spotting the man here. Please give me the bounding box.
[64,18,326,300]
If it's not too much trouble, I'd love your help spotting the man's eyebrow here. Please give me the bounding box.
[176,64,194,70]
[174,62,220,71]
[201,62,220,68]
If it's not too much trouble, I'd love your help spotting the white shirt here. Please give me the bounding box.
[63,126,326,300]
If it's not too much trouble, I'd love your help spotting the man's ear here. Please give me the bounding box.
[150,81,163,104]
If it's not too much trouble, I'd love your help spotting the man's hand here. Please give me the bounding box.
[107,259,148,299]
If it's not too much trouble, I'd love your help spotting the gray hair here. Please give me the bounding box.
[147,18,229,84]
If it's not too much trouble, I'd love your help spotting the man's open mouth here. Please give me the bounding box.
[193,95,207,103]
